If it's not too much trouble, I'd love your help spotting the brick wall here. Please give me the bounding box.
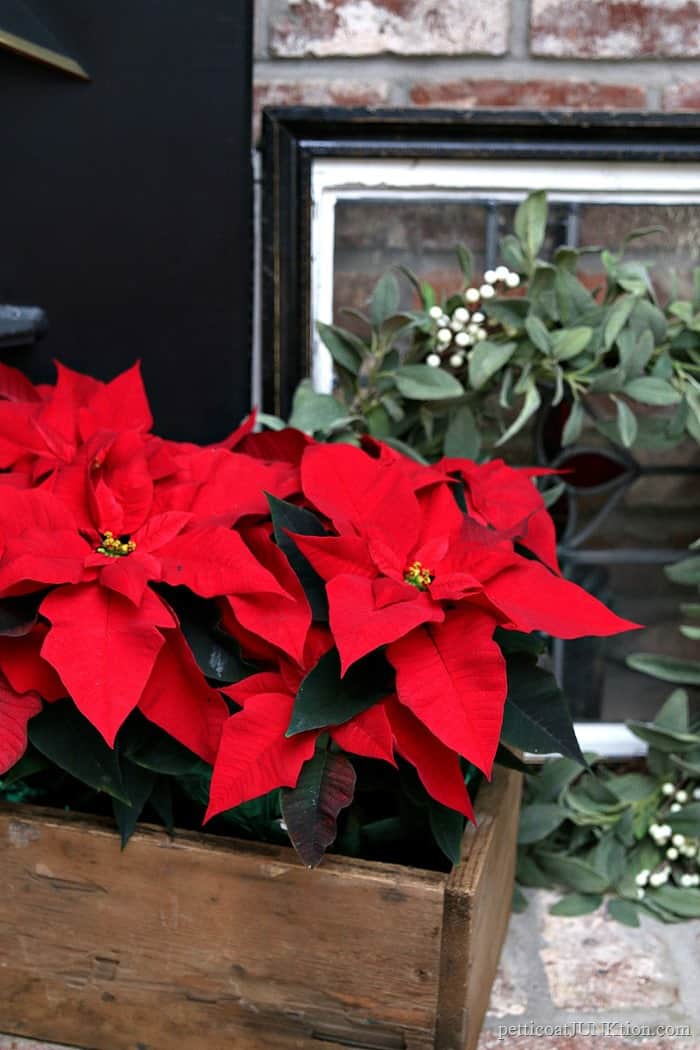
[253,0,700,139]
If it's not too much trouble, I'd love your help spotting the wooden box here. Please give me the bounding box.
[0,767,521,1050]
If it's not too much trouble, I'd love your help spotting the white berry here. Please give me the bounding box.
[505,272,520,288]
[671,803,682,813]
[495,265,510,281]
[635,869,650,886]
[483,269,497,284]
[449,353,465,368]
[475,328,488,341]
[454,331,472,348]
[662,782,676,796]
[452,306,469,323]
[672,833,686,847]
[471,311,485,323]
[675,790,689,803]
[465,288,480,303]
[428,305,443,319]
[426,353,441,367]
[437,328,452,344]
[666,847,679,860]
[479,284,495,299]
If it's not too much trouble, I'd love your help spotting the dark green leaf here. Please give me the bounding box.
[666,555,700,586]
[562,400,584,446]
[495,380,541,446]
[29,700,128,803]
[371,273,400,327]
[667,802,700,836]
[512,884,529,912]
[111,759,157,847]
[516,852,553,888]
[588,832,626,885]
[549,892,602,916]
[524,315,551,354]
[126,732,204,777]
[395,365,464,401]
[444,404,481,459]
[604,296,635,350]
[626,654,700,687]
[514,190,547,260]
[623,377,682,406]
[550,327,592,361]
[289,380,347,434]
[429,798,465,866]
[500,234,527,274]
[0,748,50,787]
[501,659,585,765]
[528,756,582,803]
[654,689,690,733]
[281,749,356,867]
[455,243,473,283]
[267,493,328,620]
[518,803,567,844]
[494,744,530,774]
[535,850,609,893]
[288,648,391,736]
[651,884,700,918]
[468,340,517,390]
[177,606,249,685]
[148,776,174,833]
[626,716,700,752]
[0,592,43,637]
[316,321,364,375]
[612,395,638,448]
[607,898,640,927]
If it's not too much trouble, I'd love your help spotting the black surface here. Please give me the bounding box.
[0,2,253,442]
[262,107,700,417]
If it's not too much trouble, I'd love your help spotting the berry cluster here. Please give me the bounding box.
[425,265,520,372]
[634,781,700,896]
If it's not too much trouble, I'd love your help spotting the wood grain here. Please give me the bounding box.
[0,767,520,1050]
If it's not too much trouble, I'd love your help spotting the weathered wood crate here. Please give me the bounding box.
[0,767,521,1050]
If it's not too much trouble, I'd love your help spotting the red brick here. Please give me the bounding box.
[531,0,700,58]
[253,78,390,141]
[409,78,646,109]
[269,0,509,58]
[664,80,700,109]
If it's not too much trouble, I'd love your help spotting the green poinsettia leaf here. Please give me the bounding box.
[501,658,585,765]
[267,493,329,620]
[287,648,391,736]
[281,748,356,868]
[111,759,157,848]
[0,592,44,637]
[29,699,128,803]
[428,798,466,866]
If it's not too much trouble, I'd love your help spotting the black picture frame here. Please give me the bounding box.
[261,106,700,417]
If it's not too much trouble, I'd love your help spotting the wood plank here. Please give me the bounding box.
[0,806,445,1050]
[435,768,522,1050]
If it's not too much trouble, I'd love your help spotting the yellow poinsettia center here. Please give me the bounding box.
[404,561,434,591]
[96,531,136,558]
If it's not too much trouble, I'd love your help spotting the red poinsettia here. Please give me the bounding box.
[0,472,299,750]
[288,443,638,777]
